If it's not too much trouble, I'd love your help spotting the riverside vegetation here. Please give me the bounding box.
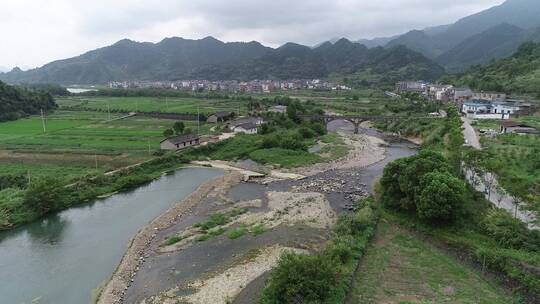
[257,106,538,303]
[0,92,347,230]
[377,106,540,301]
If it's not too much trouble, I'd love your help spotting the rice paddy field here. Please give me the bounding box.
[0,110,217,179]
[57,96,249,115]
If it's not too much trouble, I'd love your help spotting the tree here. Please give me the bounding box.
[172,121,185,135]
[417,172,466,223]
[380,150,451,212]
[24,178,64,214]
[163,129,174,138]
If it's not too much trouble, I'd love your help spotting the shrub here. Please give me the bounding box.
[259,253,340,304]
[24,178,65,213]
[297,127,317,139]
[481,209,540,251]
[260,199,379,304]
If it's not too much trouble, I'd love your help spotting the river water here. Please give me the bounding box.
[0,167,223,304]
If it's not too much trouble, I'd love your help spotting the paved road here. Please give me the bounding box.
[460,117,537,229]
[465,170,538,229]
[461,117,481,149]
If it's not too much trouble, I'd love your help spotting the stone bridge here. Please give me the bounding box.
[299,115,437,134]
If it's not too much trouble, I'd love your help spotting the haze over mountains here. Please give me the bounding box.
[1,0,539,84]
[0,37,443,85]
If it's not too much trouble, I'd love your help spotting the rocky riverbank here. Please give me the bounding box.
[97,172,243,304]
[98,130,415,304]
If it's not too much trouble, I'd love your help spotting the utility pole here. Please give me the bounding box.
[107,102,111,121]
[197,106,200,136]
[147,139,151,155]
[27,170,31,186]
[40,109,47,132]
[95,154,98,170]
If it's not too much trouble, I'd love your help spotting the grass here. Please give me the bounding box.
[57,96,249,115]
[162,235,185,247]
[349,220,518,304]
[250,223,266,236]
[227,226,248,239]
[0,112,213,157]
[0,163,101,183]
[194,213,230,231]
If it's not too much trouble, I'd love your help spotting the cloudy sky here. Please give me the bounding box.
[0,0,504,70]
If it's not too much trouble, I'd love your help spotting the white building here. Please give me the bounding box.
[269,105,288,113]
[232,122,258,134]
[427,84,453,101]
[461,101,521,120]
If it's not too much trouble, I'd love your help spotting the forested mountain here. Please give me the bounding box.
[437,24,540,71]
[383,0,540,70]
[0,80,57,122]
[0,38,443,85]
[442,42,540,96]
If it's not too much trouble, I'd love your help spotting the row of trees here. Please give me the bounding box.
[0,80,57,122]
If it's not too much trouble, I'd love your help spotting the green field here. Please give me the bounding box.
[0,111,214,157]
[57,96,249,115]
[349,220,517,304]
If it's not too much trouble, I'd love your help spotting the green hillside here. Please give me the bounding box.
[444,42,540,96]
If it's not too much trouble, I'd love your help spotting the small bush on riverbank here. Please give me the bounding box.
[162,235,185,247]
[227,226,248,239]
[259,198,379,304]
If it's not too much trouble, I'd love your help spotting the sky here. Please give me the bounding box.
[0,0,505,70]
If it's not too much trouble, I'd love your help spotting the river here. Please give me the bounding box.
[0,167,223,304]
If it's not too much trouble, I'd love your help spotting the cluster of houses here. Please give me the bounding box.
[395,81,534,120]
[109,79,350,94]
[396,81,539,137]
[160,114,265,151]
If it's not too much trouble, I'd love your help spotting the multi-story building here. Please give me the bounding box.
[472,92,507,102]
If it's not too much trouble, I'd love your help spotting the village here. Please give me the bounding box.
[109,79,351,94]
[395,80,539,136]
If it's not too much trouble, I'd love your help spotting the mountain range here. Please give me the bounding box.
[0,37,443,85]
[379,0,540,71]
[2,0,540,84]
